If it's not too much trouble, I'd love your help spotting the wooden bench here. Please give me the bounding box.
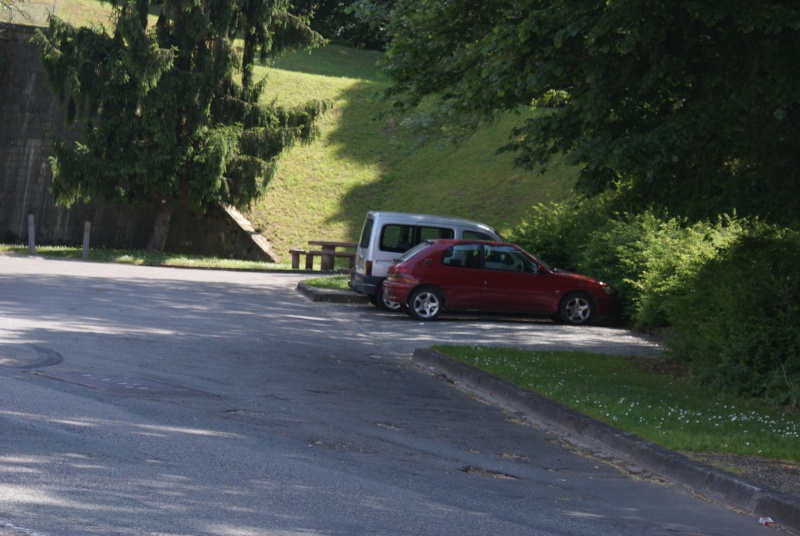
[290,241,358,271]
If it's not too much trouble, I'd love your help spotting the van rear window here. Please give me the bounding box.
[359,217,375,248]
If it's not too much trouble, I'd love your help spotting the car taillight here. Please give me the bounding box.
[388,266,409,280]
[366,260,373,276]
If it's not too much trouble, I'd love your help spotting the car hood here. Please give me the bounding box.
[550,270,602,285]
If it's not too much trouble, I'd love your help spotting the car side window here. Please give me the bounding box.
[380,224,416,253]
[419,226,454,241]
[442,244,481,269]
[483,245,538,273]
[463,230,496,241]
[381,225,455,253]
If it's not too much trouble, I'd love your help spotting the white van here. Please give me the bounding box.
[349,211,502,310]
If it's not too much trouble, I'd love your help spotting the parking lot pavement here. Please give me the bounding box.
[0,257,794,535]
[300,283,800,534]
[297,282,663,358]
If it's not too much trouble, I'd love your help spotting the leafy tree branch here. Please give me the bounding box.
[357,0,800,224]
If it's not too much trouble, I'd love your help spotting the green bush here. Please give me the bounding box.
[666,226,800,407]
[581,213,743,328]
[512,196,799,406]
[513,196,744,329]
[508,193,615,271]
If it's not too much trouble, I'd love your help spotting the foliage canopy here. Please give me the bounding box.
[290,0,386,49]
[35,0,330,249]
[356,0,800,224]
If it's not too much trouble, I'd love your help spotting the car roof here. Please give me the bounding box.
[425,238,510,246]
[367,211,497,231]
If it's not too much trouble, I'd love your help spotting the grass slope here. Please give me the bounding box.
[4,0,114,26]
[248,45,577,260]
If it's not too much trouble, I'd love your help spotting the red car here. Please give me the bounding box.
[383,240,615,324]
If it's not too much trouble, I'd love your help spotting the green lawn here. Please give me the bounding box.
[433,345,800,463]
[3,0,114,26]
[0,245,292,270]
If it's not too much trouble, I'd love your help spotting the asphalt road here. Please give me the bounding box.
[0,254,784,535]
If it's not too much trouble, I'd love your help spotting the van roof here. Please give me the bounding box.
[366,211,496,231]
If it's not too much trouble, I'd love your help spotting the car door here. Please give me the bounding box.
[435,243,483,309]
[479,244,553,312]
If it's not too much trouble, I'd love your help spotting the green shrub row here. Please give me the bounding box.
[669,226,800,406]
[509,197,800,407]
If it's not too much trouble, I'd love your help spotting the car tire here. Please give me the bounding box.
[407,287,444,321]
[558,292,595,325]
[376,283,402,312]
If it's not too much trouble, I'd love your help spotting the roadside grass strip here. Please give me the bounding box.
[432,345,800,463]
[0,245,291,271]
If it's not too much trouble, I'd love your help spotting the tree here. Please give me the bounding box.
[290,0,387,49]
[355,0,800,225]
[34,0,330,251]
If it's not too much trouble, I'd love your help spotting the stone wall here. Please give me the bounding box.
[0,22,277,261]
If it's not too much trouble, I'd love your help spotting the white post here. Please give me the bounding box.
[82,221,91,260]
[27,214,35,255]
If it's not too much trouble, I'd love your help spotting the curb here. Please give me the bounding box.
[412,347,800,533]
[296,283,369,304]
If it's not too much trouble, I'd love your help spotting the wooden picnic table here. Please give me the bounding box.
[290,241,358,271]
[307,240,358,250]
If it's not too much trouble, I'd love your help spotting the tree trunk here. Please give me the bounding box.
[146,199,173,252]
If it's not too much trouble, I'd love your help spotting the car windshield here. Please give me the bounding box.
[397,241,433,262]
[536,256,554,271]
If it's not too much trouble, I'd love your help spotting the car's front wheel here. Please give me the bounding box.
[558,292,595,325]
[407,287,444,321]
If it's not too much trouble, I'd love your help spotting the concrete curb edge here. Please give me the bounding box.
[297,283,369,304]
[412,347,800,533]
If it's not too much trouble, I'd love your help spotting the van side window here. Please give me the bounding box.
[419,226,454,241]
[380,224,416,253]
[442,244,480,269]
[464,230,496,241]
[381,225,455,252]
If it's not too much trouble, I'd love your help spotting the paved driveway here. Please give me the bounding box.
[0,255,781,535]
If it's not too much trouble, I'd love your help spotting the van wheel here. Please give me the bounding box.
[408,287,443,321]
[377,283,402,312]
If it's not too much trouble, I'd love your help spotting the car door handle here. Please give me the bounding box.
[424,259,433,265]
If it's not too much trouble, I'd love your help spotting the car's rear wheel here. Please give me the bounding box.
[558,292,595,325]
[407,287,444,321]
[376,282,402,312]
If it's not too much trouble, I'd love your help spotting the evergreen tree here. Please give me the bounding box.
[35,0,330,250]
